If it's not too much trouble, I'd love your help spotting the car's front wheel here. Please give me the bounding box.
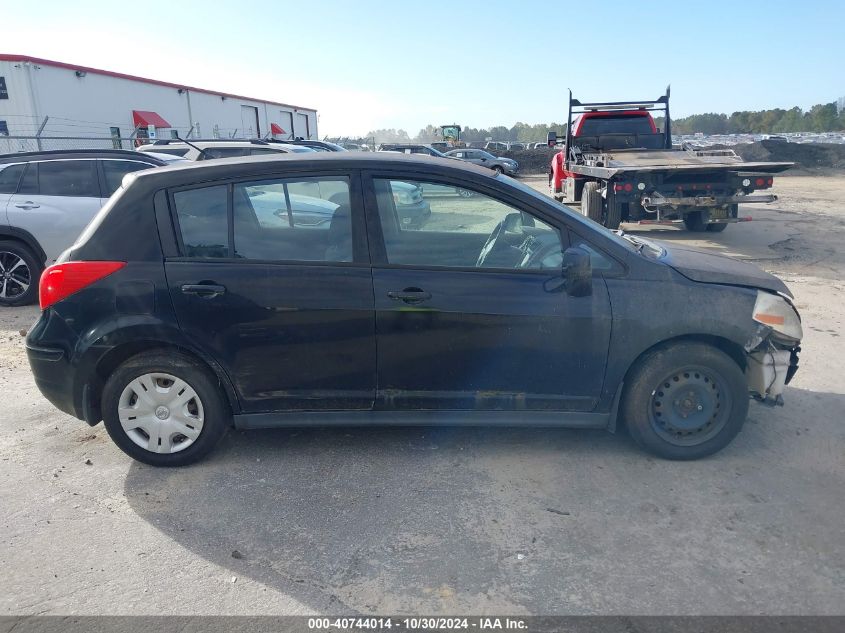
[620,342,749,460]
[102,350,230,466]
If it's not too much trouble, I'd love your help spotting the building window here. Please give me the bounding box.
[0,77,8,100]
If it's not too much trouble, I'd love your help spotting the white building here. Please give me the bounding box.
[0,54,318,148]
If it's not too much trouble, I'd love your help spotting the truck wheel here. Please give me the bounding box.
[683,210,709,232]
[0,240,41,307]
[620,342,749,460]
[606,201,622,230]
[706,223,728,233]
[581,182,603,223]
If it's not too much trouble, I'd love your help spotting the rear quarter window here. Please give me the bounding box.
[102,160,155,196]
[172,185,229,258]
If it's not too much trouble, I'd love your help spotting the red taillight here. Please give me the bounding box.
[623,183,633,192]
[756,178,765,187]
[767,177,773,186]
[39,261,126,310]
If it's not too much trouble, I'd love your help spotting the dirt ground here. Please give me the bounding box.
[1,175,843,615]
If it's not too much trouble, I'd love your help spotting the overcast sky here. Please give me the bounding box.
[2,0,842,136]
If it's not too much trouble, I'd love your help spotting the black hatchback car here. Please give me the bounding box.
[26,153,802,466]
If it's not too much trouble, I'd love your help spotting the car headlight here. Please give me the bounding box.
[752,291,803,341]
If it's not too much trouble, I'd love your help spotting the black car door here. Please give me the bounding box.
[363,171,613,412]
[165,170,376,413]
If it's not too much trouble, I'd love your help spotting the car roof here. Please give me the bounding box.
[125,151,496,189]
[0,148,167,165]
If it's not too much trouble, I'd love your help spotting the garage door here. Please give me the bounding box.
[295,112,310,139]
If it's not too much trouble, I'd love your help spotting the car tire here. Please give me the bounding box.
[0,240,41,307]
[683,210,709,232]
[620,342,749,460]
[706,222,728,233]
[581,182,603,223]
[101,350,230,466]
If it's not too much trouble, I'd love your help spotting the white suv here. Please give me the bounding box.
[0,149,169,306]
[136,139,314,161]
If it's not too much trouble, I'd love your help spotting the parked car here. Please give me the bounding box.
[443,148,519,176]
[484,141,509,151]
[137,139,313,160]
[378,143,449,157]
[26,152,802,466]
[508,142,527,151]
[0,149,170,306]
[273,139,347,152]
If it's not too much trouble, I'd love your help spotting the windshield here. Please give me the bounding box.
[501,176,661,257]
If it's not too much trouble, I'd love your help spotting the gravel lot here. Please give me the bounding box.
[1,175,843,615]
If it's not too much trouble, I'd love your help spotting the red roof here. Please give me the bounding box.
[0,54,317,112]
[133,110,171,128]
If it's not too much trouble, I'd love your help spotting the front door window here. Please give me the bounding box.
[373,178,563,270]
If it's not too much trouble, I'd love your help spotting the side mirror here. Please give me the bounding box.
[542,246,592,296]
[563,246,592,296]
[480,157,487,162]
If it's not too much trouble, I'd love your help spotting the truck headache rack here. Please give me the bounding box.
[568,86,672,151]
[547,87,674,150]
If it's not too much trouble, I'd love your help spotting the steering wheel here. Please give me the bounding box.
[476,220,509,268]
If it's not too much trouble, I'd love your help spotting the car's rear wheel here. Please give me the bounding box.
[0,241,41,307]
[620,342,749,460]
[706,222,728,233]
[581,181,603,223]
[102,350,229,466]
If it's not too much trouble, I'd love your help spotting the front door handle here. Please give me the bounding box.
[15,202,40,210]
[181,283,226,297]
[387,288,432,304]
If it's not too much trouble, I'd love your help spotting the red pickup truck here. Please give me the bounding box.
[548,90,791,232]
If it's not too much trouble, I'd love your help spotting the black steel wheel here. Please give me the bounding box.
[621,342,749,460]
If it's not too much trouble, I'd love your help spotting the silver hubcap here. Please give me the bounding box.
[0,251,31,300]
[118,372,204,454]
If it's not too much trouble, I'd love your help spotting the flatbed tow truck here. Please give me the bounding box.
[548,89,793,232]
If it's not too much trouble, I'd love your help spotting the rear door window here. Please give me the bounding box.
[32,160,100,197]
[0,163,24,193]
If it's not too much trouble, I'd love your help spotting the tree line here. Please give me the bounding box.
[364,100,845,143]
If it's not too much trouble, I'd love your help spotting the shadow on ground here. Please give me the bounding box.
[123,386,845,614]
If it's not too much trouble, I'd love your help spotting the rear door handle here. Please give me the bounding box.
[181,283,226,297]
[387,288,431,304]
[15,202,40,210]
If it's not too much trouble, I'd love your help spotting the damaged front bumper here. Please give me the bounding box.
[745,341,800,406]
